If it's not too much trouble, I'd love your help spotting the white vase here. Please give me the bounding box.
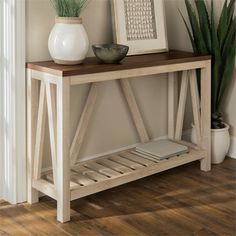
[191,123,230,164]
[48,17,89,65]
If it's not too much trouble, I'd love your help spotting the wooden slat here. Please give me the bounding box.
[109,155,144,170]
[83,171,109,182]
[120,79,149,143]
[72,165,109,182]
[189,70,201,146]
[168,72,178,139]
[33,81,47,180]
[45,82,57,184]
[96,159,133,174]
[72,165,94,174]
[175,71,189,140]
[47,170,96,187]
[84,162,121,178]
[70,171,95,186]
[120,152,155,166]
[70,83,99,166]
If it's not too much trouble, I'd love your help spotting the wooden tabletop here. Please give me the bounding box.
[26,50,211,77]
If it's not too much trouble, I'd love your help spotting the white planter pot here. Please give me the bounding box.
[191,123,230,164]
[48,17,89,65]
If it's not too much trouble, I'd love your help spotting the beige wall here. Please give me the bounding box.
[26,0,236,165]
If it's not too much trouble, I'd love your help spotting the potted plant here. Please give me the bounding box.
[48,0,90,65]
[180,0,236,163]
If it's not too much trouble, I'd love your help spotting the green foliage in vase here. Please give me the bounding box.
[50,0,89,17]
[180,0,236,129]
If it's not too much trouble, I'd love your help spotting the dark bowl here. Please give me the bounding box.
[92,44,129,64]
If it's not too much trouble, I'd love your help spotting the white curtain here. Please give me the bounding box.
[0,0,26,203]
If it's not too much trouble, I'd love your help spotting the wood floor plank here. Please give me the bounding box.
[0,204,68,235]
[1,158,235,236]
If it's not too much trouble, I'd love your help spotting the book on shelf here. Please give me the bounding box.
[135,139,189,160]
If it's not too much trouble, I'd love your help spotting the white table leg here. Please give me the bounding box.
[27,69,39,203]
[56,77,71,222]
[200,62,211,171]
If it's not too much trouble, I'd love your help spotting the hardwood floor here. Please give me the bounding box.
[0,158,236,236]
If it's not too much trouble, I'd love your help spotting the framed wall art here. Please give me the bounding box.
[111,0,168,55]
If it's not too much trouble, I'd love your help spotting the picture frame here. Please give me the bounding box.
[111,0,168,55]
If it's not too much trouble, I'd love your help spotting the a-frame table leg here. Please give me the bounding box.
[56,77,71,223]
[27,69,40,204]
[200,62,211,171]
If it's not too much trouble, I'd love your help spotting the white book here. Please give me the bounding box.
[136,139,189,160]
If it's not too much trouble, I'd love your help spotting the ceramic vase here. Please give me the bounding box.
[48,17,89,65]
[191,123,230,164]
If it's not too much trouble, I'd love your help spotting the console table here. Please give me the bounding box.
[27,50,211,223]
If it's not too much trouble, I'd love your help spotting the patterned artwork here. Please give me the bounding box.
[124,0,157,41]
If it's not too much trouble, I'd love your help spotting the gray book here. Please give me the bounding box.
[136,139,189,160]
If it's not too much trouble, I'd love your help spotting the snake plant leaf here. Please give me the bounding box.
[219,0,235,56]
[179,9,197,53]
[181,0,235,118]
[195,0,211,52]
[218,0,229,50]
[222,17,236,59]
[211,62,221,113]
[218,16,236,98]
[211,0,214,25]
[211,21,222,112]
[185,0,208,53]
[216,16,236,112]
[217,45,236,109]
[227,0,235,24]
[210,0,222,112]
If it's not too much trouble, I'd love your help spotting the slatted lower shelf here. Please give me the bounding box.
[43,148,206,201]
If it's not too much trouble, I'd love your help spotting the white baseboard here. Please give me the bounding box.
[228,136,236,159]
